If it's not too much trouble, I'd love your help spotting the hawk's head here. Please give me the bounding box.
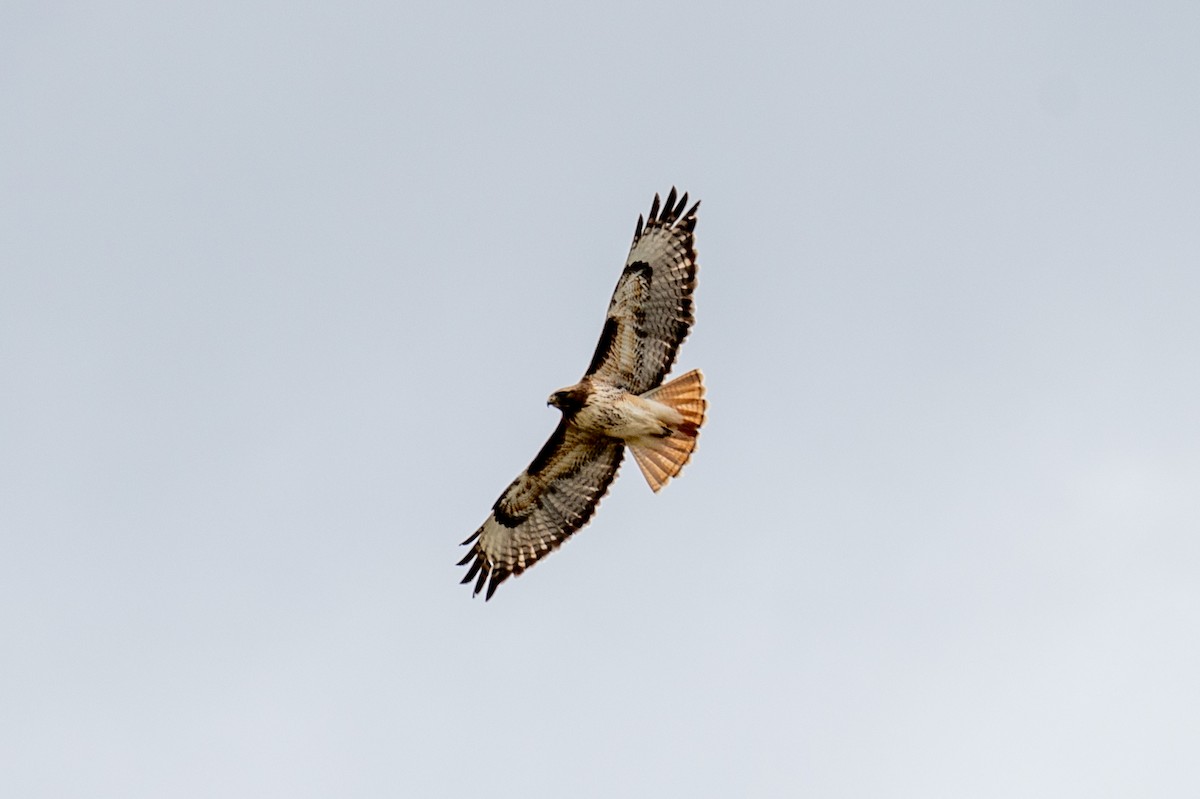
[548,384,589,416]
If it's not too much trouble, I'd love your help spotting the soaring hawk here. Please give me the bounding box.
[459,188,706,599]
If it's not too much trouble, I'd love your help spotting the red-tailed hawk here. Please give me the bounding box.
[459,188,707,599]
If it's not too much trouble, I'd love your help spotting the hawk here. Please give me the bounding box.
[459,188,707,599]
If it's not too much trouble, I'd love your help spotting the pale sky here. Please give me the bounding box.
[3,2,1199,796]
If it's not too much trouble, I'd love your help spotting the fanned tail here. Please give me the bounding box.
[629,369,706,492]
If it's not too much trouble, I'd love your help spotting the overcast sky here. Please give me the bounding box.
[3,2,1199,796]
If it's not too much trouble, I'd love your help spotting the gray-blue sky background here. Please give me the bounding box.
[3,2,1198,796]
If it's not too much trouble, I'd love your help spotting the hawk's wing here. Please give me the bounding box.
[459,421,624,600]
[584,187,699,395]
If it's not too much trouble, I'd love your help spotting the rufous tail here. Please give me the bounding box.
[629,369,707,492]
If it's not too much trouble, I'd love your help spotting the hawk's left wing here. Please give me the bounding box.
[584,187,699,395]
[459,421,624,600]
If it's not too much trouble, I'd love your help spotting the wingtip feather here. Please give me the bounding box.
[640,188,698,233]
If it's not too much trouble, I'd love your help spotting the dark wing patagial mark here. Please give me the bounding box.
[488,421,570,529]
[527,419,569,476]
[458,424,624,600]
[586,188,700,394]
[585,261,652,378]
[584,318,619,377]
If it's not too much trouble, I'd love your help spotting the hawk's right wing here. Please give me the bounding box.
[458,421,624,600]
